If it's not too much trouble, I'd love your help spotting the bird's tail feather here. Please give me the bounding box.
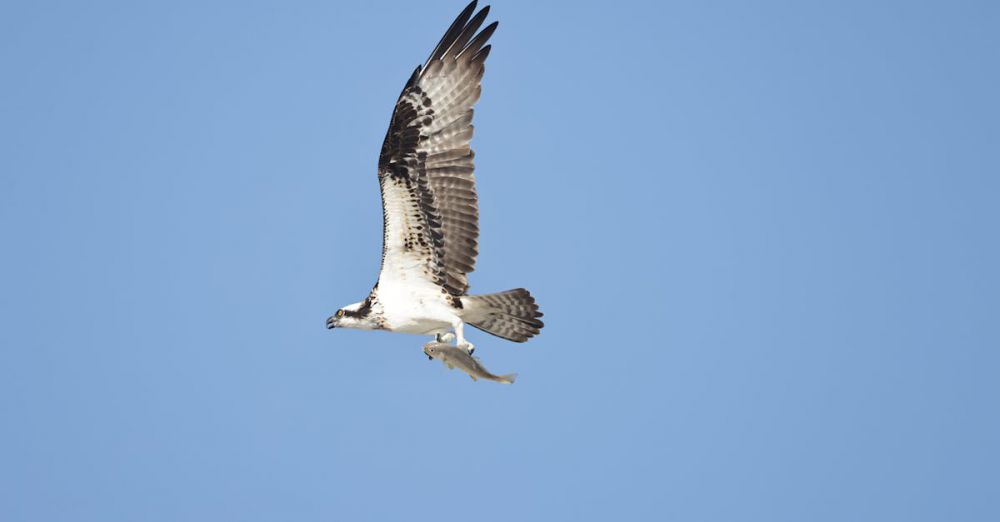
[462,288,543,342]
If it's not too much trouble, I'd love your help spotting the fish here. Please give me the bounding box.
[423,342,518,384]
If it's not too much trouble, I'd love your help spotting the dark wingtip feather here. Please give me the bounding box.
[445,5,491,59]
[424,1,479,67]
[462,21,497,60]
[472,44,492,63]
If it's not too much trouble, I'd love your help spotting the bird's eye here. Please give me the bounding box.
[336,310,345,318]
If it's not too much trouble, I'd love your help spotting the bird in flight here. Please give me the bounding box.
[326,1,544,356]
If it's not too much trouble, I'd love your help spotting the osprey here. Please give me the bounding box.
[326,1,543,354]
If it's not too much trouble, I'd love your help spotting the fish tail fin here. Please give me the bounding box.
[499,373,517,384]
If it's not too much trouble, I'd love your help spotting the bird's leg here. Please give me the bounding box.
[453,321,474,355]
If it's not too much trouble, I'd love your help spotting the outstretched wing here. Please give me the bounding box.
[376,1,495,296]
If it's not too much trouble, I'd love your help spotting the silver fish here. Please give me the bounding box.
[423,342,517,384]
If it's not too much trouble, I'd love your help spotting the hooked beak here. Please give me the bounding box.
[326,316,338,329]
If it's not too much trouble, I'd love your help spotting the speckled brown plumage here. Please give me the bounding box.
[331,2,544,347]
[376,1,495,297]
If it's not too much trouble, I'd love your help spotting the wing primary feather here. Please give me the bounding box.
[424,0,479,67]
[445,6,490,59]
[460,21,498,60]
[471,44,492,63]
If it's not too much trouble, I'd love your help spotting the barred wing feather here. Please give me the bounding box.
[376,1,495,296]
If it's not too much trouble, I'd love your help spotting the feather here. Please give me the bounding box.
[376,2,498,296]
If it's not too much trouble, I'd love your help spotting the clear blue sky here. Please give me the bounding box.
[1,1,997,520]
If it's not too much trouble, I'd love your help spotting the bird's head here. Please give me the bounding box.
[326,298,377,330]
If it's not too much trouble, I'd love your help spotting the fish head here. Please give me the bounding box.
[423,342,451,359]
